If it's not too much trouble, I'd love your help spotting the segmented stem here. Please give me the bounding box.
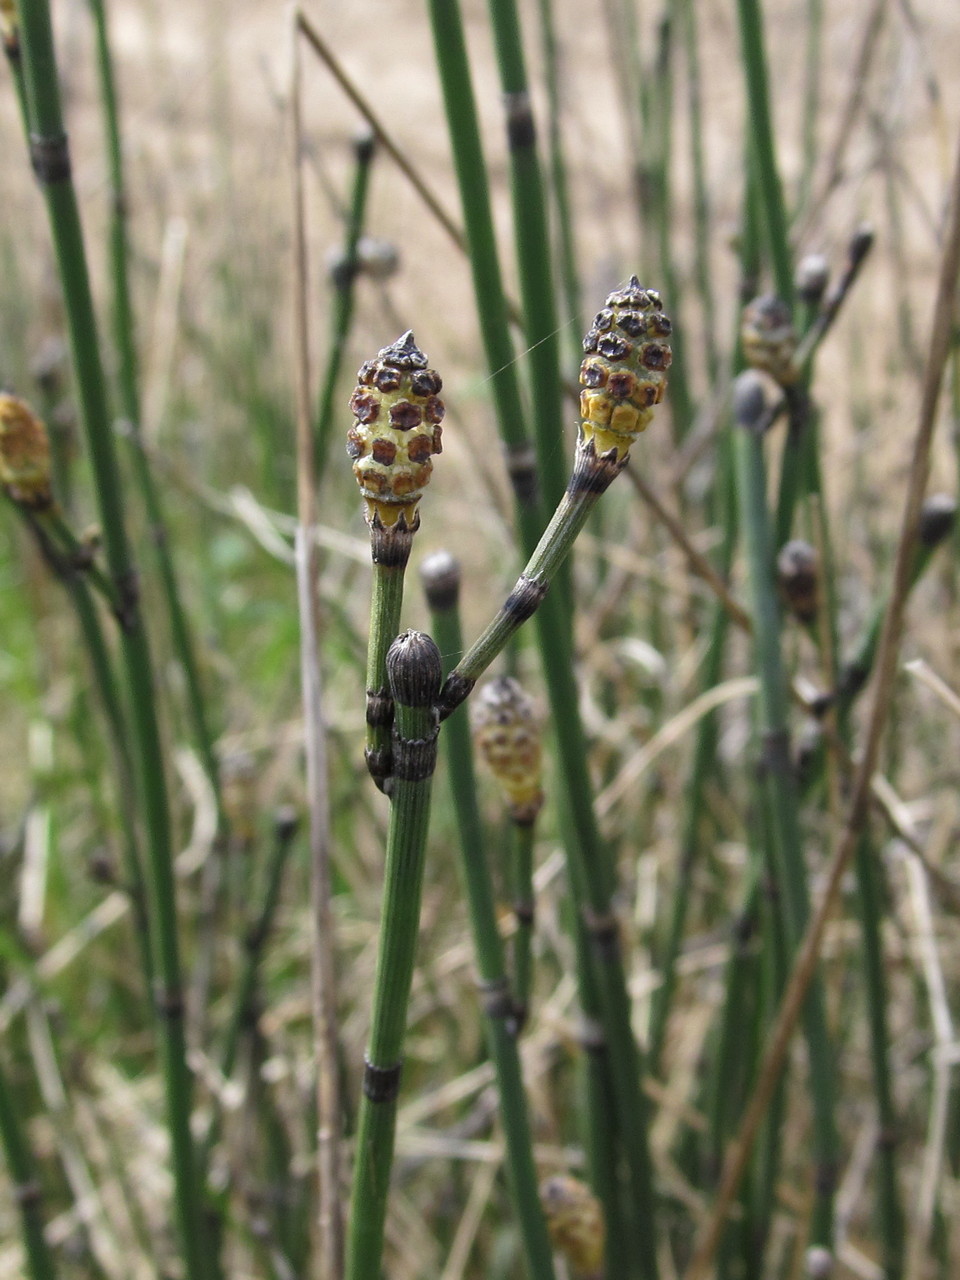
[346,633,442,1280]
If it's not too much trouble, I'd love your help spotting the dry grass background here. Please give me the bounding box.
[2,0,960,1277]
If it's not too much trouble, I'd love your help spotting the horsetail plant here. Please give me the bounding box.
[439,278,671,711]
[421,552,558,1280]
[345,630,444,1280]
[347,331,444,791]
[0,393,153,987]
[15,6,208,1274]
[731,370,838,1254]
[471,675,544,1028]
[436,279,671,1280]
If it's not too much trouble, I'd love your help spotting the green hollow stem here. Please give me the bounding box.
[732,374,837,1250]
[22,508,153,989]
[0,1054,58,1280]
[534,0,584,369]
[315,132,376,480]
[346,631,442,1280]
[424,0,542,524]
[748,847,790,1271]
[424,570,558,1280]
[486,0,565,513]
[16,8,208,1277]
[648,429,737,1073]
[440,441,619,701]
[734,0,793,305]
[424,18,656,1250]
[364,521,414,791]
[88,0,223,821]
[680,0,719,385]
[439,446,659,1278]
[202,808,300,1167]
[508,818,536,1027]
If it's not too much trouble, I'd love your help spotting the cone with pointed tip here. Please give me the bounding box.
[349,333,445,791]
[347,330,444,531]
[440,279,671,714]
[471,677,544,825]
[579,276,672,463]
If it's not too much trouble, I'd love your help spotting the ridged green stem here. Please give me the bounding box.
[315,132,376,479]
[0,1054,58,1280]
[487,0,565,511]
[424,571,558,1280]
[88,0,223,820]
[648,431,737,1072]
[680,0,719,384]
[797,0,823,221]
[212,810,300,1127]
[508,818,536,1027]
[440,442,618,696]
[364,532,412,792]
[732,375,837,1250]
[346,632,442,1280]
[424,0,535,506]
[534,0,584,369]
[16,8,207,1276]
[23,508,153,989]
[439,443,659,1278]
[734,0,793,304]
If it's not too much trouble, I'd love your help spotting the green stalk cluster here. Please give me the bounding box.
[732,371,838,1251]
[14,8,207,1274]
[89,0,223,822]
[422,552,558,1280]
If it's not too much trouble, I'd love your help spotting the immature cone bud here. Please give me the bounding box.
[471,677,544,824]
[918,492,956,548]
[741,294,799,386]
[579,276,672,461]
[0,394,53,509]
[419,549,461,613]
[539,1175,605,1278]
[777,539,819,624]
[347,331,444,529]
[795,254,830,307]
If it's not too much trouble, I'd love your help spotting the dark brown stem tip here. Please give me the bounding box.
[420,549,461,612]
[387,630,443,708]
[795,254,830,306]
[353,128,376,164]
[849,223,875,267]
[732,370,768,432]
[918,492,957,548]
[273,805,300,841]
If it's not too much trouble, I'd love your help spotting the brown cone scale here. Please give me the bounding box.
[347,331,444,527]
